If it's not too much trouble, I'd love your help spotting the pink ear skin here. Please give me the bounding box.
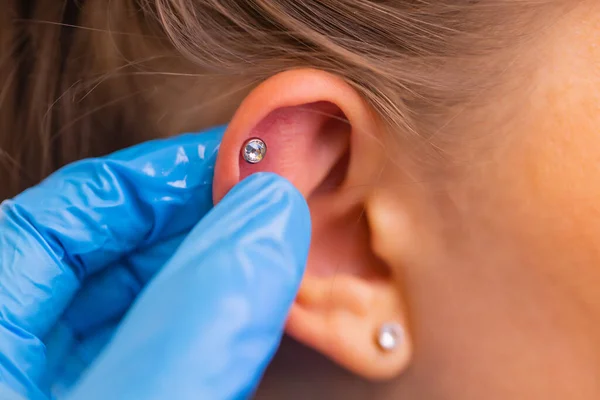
[211,69,412,381]
[212,69,374,205]
[237,102,349,195]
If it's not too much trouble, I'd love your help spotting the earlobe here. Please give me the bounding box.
[288,274,412,380]
[212,68,413,380]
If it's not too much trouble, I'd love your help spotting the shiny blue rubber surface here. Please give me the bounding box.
[0,126,311,400]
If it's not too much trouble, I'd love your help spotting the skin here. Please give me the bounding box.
[247,2,600,399]
[79,0,600,398]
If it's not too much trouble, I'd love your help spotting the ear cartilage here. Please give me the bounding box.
[377,322,404,352]
[242,138,267,164]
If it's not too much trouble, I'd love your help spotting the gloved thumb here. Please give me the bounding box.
[67,173,311,400]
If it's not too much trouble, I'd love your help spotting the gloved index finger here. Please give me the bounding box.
[0,126,223,338]
[66,173,312,400]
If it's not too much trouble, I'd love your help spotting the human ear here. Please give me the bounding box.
[213,69,412,380]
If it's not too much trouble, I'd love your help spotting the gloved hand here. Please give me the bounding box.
[0,126,311,400]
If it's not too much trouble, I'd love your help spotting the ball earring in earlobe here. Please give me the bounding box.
[242,138,267,164]
[377,322,404,352]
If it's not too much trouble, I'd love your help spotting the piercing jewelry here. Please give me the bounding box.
[242,138,267,164]
[377,322,404,352]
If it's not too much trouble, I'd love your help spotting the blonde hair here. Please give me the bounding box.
[1,0,562,200]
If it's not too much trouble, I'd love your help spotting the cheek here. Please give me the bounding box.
[471,1,600,287]
[499,119,600,272]
[475,114,599,299]
[386,5,600,392]
[509,12,600,271]
[418,96,600,389]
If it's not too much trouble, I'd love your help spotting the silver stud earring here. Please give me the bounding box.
[242,138,267,164]
[377,322,404,352]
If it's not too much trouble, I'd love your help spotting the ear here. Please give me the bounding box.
[213,69,412,380]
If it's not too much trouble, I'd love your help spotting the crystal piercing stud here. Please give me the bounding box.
[242,138,267,164]
[377,322,404,352]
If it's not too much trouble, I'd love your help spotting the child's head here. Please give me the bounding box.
[3,0,600,398]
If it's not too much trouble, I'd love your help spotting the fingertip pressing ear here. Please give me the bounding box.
[212,68,413,380]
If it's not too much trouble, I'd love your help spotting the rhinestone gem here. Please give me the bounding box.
[242,138,267,164]
[377,322,404,352]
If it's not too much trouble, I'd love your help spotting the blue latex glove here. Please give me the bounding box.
[0,126,311,400]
